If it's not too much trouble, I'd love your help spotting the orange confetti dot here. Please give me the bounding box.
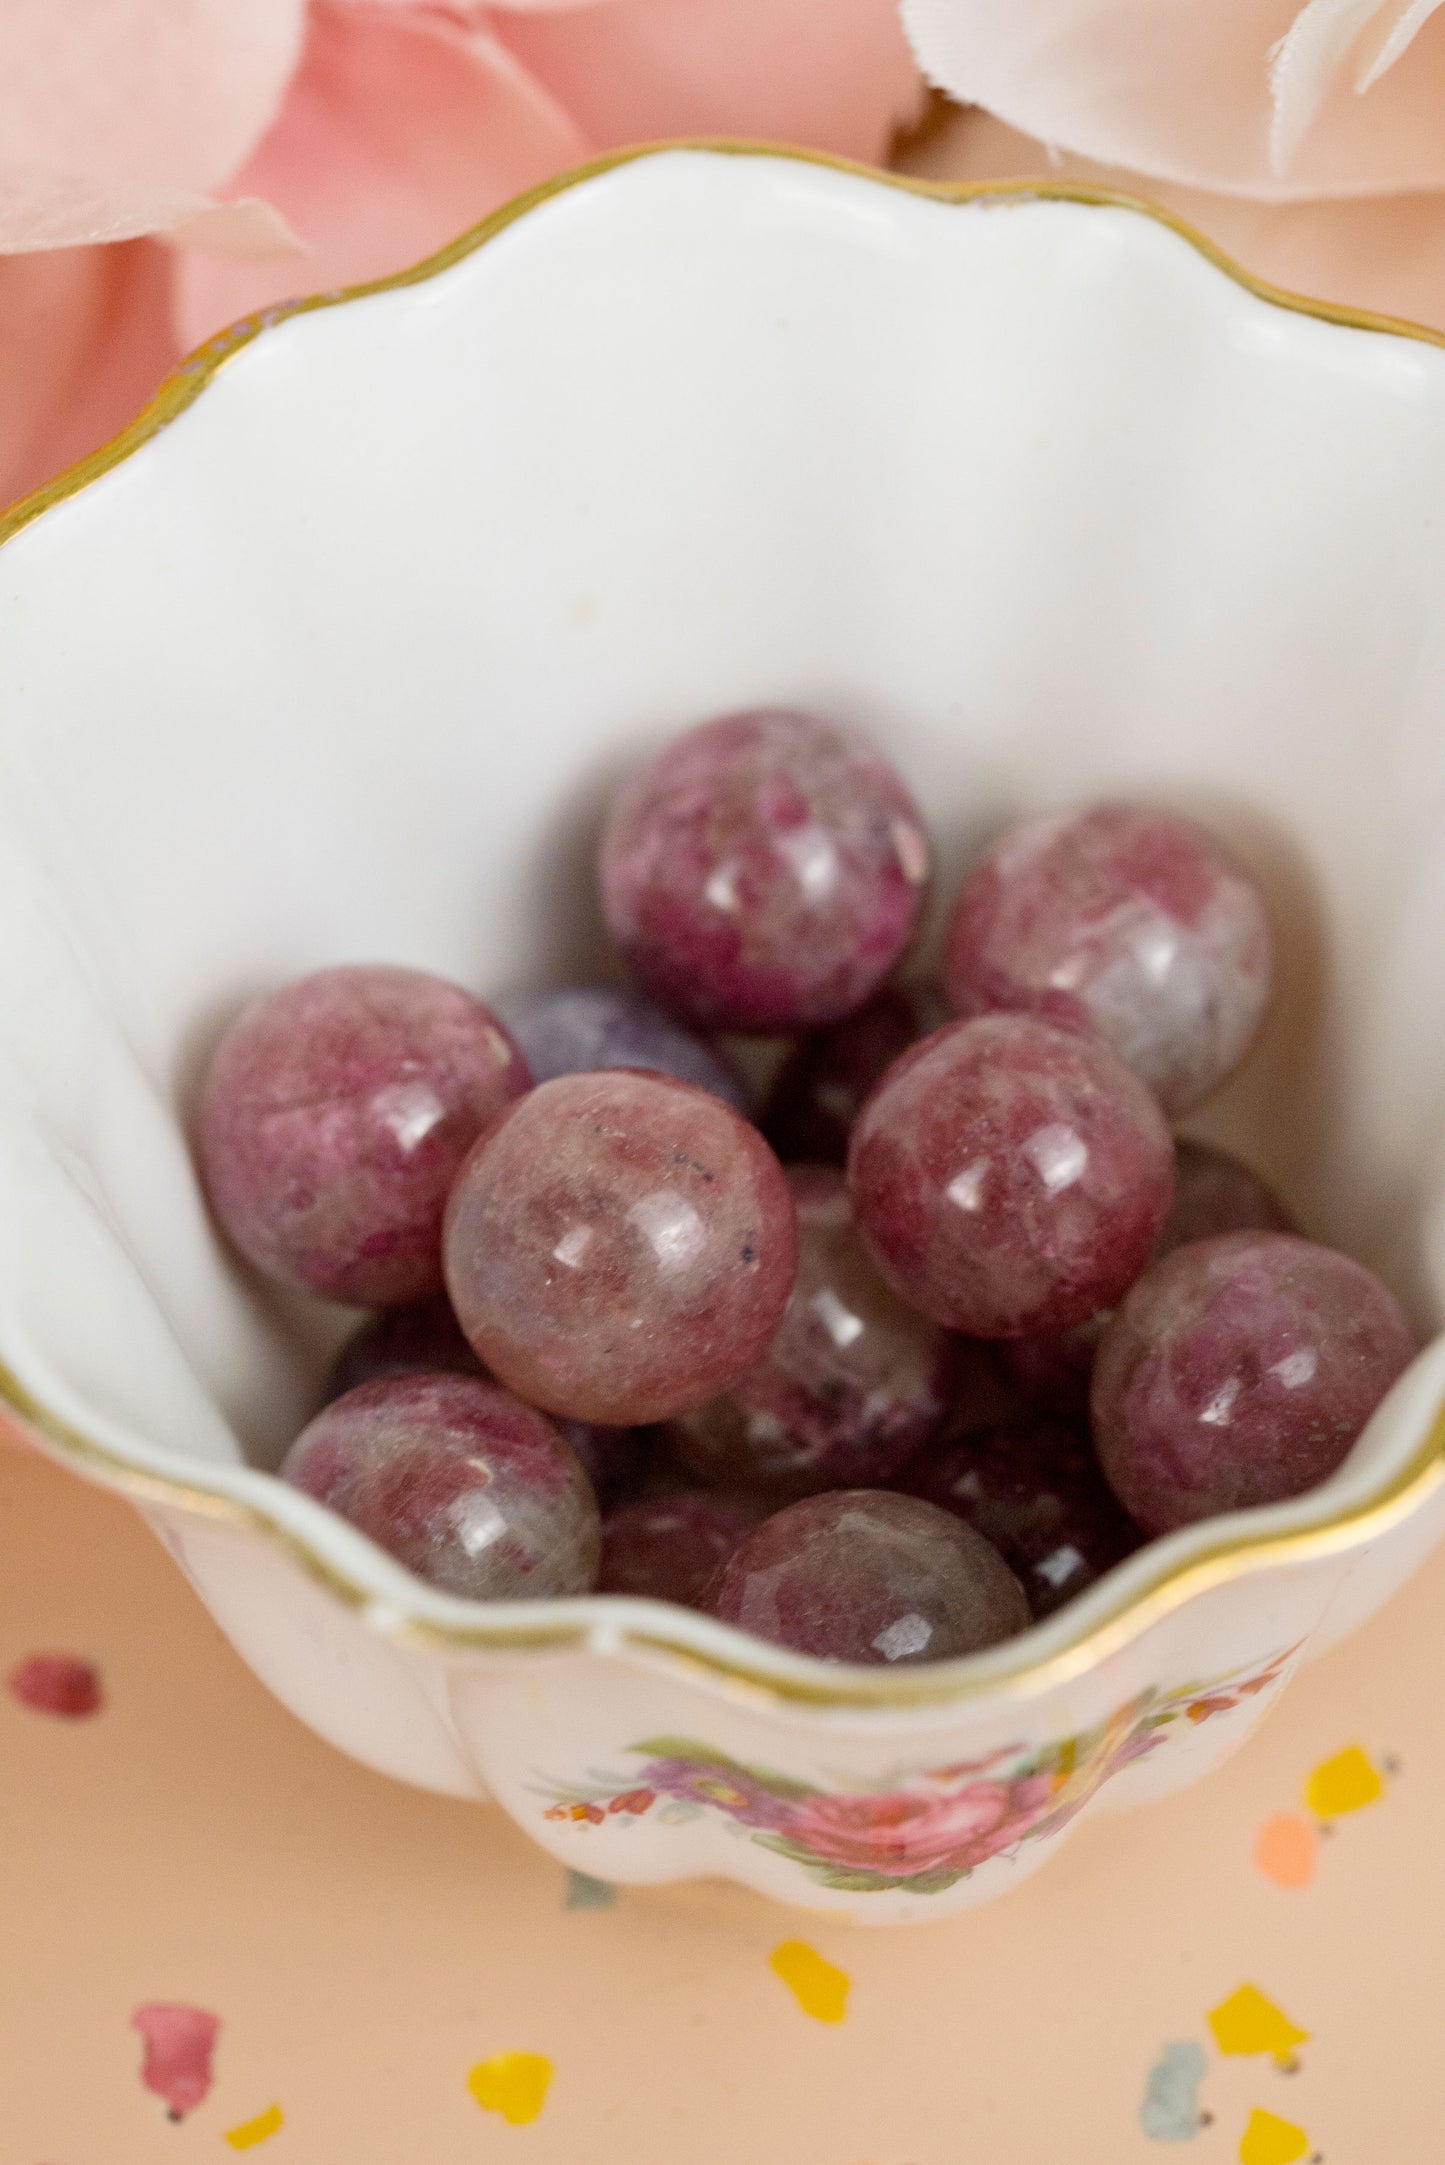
[1253,1812,1319,1889]
[225,2104,284,2149]
[770,1940,850,2023]
[468,2052,553,2125]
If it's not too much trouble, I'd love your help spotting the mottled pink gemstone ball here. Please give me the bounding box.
[598,709,931,1033]
[847,1013,1174,1338]
[443,1070,798,1425]
[898,1419,1139,1617]
[710,1490,1029,1663]
[598,1493,765,1608]
[1156,1137,1295,1257]
[199,965,531,1307]
[667,1166,953,1496]
[944,803,1274,1113]
[762,983,949,1166]
[323,1292,485,1404]
[1092,1232,1416,1534]
[281,1373,600,1598]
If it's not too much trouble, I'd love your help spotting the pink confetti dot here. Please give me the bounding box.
[6,1653,103,1717]
[131,2003,221,2119]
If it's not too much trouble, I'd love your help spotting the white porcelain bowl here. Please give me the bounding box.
[5,145,1445,1922]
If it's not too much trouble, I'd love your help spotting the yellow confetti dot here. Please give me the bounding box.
[468,2052,553,2126]
[770,1939,850,2023]
[1238,2105,1310,2165]
[225,2104,284,2149]
[1207,1985,1309,2067]
[1305,1743,1384,1818]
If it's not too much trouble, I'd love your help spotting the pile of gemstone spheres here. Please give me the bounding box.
[196,707,1419,1666]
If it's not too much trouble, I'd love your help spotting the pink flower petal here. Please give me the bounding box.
[172,4,590,351]
[902,0,1445,199]
[493,0,923,163]
[902,102,1445,333]
[0,164,302,255]
[0,240,179,511]
[0,0,307,194]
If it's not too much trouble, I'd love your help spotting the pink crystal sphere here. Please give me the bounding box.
[898,1418,1139,1617]
[710,1490,1029,1663]
[598,1493,764,1608]
[281,1372,600,1598]
[847,1013,1174,1338]
[667,1165,953,1496]
[944,803,1274,1113]
[199,965,530,1306]
[443,1069,798,1424]
[762,983,949,1166]
[1092,1232,1417,1534]
[598,709,930,1033]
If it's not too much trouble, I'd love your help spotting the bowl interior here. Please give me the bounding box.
[3,148,1445,1524]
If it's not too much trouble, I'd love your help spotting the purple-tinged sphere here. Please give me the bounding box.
[500,984,749,1112]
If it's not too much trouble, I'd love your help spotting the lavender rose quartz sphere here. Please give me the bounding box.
[762,983,949,1167]
[711,1491,1029,1664]
[944,803,1274,1114]
[281,1373,600,1599]
[667,1166,953,1496]
[899,1419,1139,1618]
[499,984,749,1112]
[598,709,931,1033]
[199,964,531,1306]
[1092,1233,1417,1534]
[598,1493,764,1608]
[444,1069,798,1425]
[848,1013,1174,1339]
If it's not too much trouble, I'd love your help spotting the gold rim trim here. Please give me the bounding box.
[5,138,1445,1711]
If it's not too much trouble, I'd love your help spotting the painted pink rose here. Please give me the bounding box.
[788,1773,1057,1878]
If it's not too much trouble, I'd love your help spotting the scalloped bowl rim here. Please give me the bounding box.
[5,139,1445,1715]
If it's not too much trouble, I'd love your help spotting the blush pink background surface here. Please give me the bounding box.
[2,1429,1441,2162]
